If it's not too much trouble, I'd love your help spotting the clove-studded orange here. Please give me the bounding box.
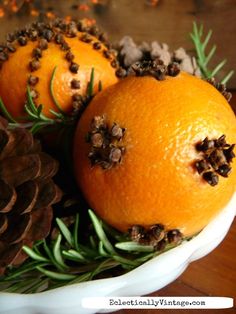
[74,72,236,237]
[0,20,118,118]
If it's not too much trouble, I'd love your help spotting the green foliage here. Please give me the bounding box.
[0,210,182,293]
[190,22,234,84]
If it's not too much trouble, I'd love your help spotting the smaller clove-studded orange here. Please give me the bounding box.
[74,71,236,237]
[0,19,118,118]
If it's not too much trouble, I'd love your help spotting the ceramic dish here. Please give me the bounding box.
[0,192,235,314]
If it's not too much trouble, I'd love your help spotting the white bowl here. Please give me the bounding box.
[0,192,236,314]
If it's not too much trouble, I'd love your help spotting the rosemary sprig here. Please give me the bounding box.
[87,67,95,98]
[0,68,96,134]
[0,98,17,124]
[50,66,66,114]
[0,210,183,293]
[190,22,234,84]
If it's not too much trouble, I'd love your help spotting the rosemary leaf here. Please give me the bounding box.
[204,45,216,66]
[89,235,97,250]
[49,109,64,119]
[24,103,38,120]
[73,213,80,251]
[211,59,227,77]
[26,86,40,116]
[76,243,99,258]
[23,246,49,263]
[89,258,119,280]
[112,255,140,267]
[53,234,68,270]
[115,241,154,253]
[11,279,40,294]
[56,218,74,247]
[0,98,17,123]
[25,87,51,123]
[134,253,155,263]
[66,272,92,285]
[88,210,116,255]
[63,249,86,262]
[121,264,135,271]
[87,68,95,98]
[37,104,43,115]
[43,240,65,272]
[30,122,50,134]
[24,278,49,294]
[221,70,234,84]
[36,267,77,281]
[199,24,204,37]
[3,279,36,293]
[62,251,84,263]
[3,261,47,281]
[34,239,44,249]
[202,29,212,51]
[102,221,127,242]
[50,66,65,114]
[43,240,55,261]
[98,241,109,257]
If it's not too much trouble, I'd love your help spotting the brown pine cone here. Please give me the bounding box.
[0,117,62,275]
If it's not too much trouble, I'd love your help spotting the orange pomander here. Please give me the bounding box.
[0,20,119,118]
[74,72,236,237]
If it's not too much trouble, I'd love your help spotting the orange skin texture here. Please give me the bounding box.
[0,34,118,118]
[74,72,236,237]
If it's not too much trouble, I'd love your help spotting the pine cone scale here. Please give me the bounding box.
[11,207,54,267]
[38,152,59,181]
[0,215,7,234]
[30,139,42,153]
[0,128,34,160]
[0,241,22,268]
[54,185,63,204]
[1,213,32,244]
[26,206,53,243]
[34,180,62,210]
[0,117,8,129]
[0,129,9,154]
[0,154,41,187]
[0,179,17,213]
[13,181,39,215]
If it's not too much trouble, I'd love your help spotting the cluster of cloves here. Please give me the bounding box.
[129,224,183,251]
[206,77,232,103]
[115,59,180,80]
[87,115,126,170]
[195,135,235,186]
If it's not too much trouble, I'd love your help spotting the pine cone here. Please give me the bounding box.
[0,117,62,274]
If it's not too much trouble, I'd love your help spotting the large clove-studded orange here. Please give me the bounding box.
[74,72,236,237]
